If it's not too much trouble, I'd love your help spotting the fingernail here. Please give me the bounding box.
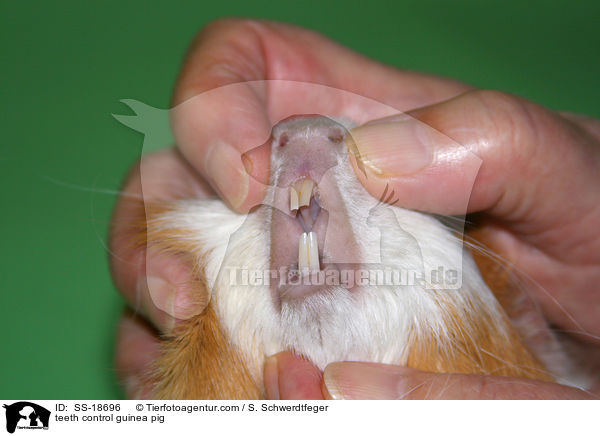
[348,120,432,177]
[241,153,254,175]
[263,355,280,400]
[323,362,409,400]
[205,141,249,210]
[145,276,176,331]
[146,276,175,314]
[145,276,206,327]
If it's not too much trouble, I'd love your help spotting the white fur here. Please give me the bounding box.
[149,119,589,389]
[153,150,512,380]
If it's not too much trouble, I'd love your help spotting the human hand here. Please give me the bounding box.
[263,351,596,399]
[110,19,600,399]
[263,87,600,400]
[109,19,469,398]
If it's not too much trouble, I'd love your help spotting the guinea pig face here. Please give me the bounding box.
[206,116,492,369]
[142,115,567,399]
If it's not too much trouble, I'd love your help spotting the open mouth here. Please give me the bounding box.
[270,176,331,302]
[270,173,361,303]
[290,177,321,273]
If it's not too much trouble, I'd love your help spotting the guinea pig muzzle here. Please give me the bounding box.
[267,116,362,303]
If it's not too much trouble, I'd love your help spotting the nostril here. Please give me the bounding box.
[328,134,344,144]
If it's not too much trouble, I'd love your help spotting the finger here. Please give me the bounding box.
[135,251,205,332]
[559,111,600,140]
[347,89,600,260]
[171,19,471,212]
[346,90,600,334]
[322,363,595,400]
[263,352,324,400]
[109,148,212,332]
[114,311,161,399]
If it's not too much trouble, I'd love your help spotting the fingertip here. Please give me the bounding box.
[323,361,596,399]
[322,362,345,400]
[137,250,207,333]
[263,355,280,400]
[116,313,160,363]
[170,85,272,213]
[115,312,161,399]
[323,362,413,400]
[263,352,324,400]
[347,111,482,215]
[204,141,251,211]
[348,120,433,177]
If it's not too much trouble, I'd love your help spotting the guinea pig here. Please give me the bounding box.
[133,115,585,399]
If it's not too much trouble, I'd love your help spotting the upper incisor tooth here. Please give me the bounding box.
[298,179,314,208]
[290,187,299,211]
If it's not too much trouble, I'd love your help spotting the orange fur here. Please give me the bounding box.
[403,226,551,382]
[406,299,552,381]
[149,303,262,399]
[127,200,261,399]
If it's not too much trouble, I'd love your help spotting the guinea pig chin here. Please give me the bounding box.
[265,116,362,304]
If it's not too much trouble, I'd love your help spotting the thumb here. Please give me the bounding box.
[263,352,324,400]
[322,362,594,399]
[347,90,600,243]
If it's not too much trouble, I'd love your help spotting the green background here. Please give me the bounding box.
[1,0,599,399]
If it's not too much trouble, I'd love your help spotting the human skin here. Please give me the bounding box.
[110,19,600,399]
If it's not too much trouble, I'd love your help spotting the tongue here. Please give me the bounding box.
[298,195,320,232]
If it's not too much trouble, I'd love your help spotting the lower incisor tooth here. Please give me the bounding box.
[298,231,320,276]
[298,232,309,274]
[308,232,320,272]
